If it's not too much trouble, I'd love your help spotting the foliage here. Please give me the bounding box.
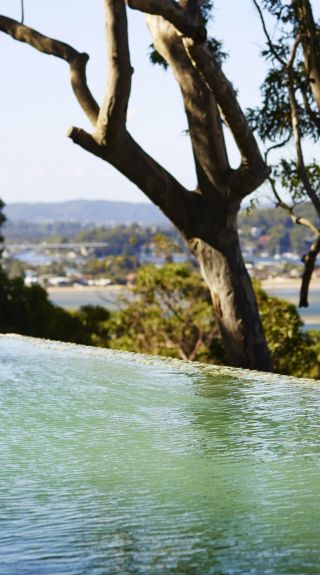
[239,201,318,255]
[248,0,320,200]
[107,263,319,377]
[81,254,138,283]
[0,266,110,346]
[108,264,224,363]
[274,159,320,202]
[76,305,111,347]
[254,281,318,377]
[149,2,227,71]
[0,247,318,376]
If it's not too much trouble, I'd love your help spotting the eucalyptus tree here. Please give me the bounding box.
[250,0,320,306]
[0,1,273,370]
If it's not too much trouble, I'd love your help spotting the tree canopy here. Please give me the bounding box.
[250,0,320,306]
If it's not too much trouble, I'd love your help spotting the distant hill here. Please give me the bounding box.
[4,200,169,227]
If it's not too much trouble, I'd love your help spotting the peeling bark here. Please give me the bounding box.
[189,209,272,371]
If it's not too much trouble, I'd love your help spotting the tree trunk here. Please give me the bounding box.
[189,205,273,371]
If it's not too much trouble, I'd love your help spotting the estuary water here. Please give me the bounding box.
[47,284,320,329]
[1,335,320,574]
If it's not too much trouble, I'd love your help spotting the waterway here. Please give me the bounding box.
[48,283,320,329]
[1,335,320,574]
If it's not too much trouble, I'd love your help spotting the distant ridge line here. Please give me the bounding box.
[5,200,169,226]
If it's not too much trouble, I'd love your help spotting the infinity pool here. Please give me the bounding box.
[1,335,319,574]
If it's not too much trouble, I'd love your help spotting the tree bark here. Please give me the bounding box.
[189,202,272,371]
[292,0,320,111]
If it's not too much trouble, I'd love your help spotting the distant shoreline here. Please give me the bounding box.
[46,280,320,326]
[46,277,320,294]
[261,277,320,291]
[47,285,128,294]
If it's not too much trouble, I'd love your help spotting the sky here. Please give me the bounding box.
[0,0,319,205]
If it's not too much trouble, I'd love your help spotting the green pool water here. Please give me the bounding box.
[0,335,320,574]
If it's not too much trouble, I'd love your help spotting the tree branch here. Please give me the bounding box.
[68,127,199,235]
[182,37,269,195]
[287,34,304,70]
[300,235,320,307]
[147,17,230,196]
[94,0,133,147]
[0,15,99,126]
[269,176,320,236]
[0,7,194,234]
[126,0,206,40]
[268,175,320,307]
[299,80,320,133]
[286,54,320,217]
[292,0,320,111]
[252,0,287,67]
[264,135,292,163]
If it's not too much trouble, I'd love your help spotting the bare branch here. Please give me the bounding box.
[0,15,99,126]
[269,176,320,235]
[126,0,206,40]
[287,34,304,69]
[147,17,230,196]
[94,0,133,147]
[264,135,291,163]
[252,0,286,66]
[0,7,194,234]
[21,0,24,24]
[299,80,320,133]
[183,37,269,195]
[68,127,199,235]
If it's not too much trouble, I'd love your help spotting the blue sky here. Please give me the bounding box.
[0,0,319,205]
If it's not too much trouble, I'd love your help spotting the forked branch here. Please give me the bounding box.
[183,38,268,195]
[146,17,230,195]
[126,0,206,40]
[0,4,195,233]
[69,127,199,234]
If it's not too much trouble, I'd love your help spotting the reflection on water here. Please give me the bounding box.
[1,336,320,574]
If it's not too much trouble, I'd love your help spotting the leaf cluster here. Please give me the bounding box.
[248,65,318,143]
[108,263,224,363]
[254,281,318,377]
[261,0,293,23]
[274,158,320,201]
[108,264,319,377]
[248,1,320,145]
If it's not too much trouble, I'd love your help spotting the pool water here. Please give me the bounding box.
[0,335,320,574]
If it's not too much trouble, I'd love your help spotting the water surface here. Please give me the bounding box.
[1,335,320,574]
